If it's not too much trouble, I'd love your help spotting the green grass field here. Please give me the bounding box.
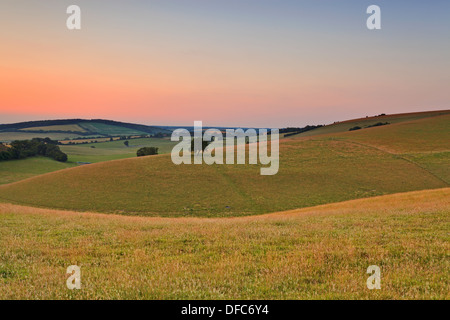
[403,152,450,184]
[78,122,147,136]
[0,138,176,184]
[0,157,76,186]
[0,188,448,299]
[0,113,448,217]
[326,114,450,154]
[59,137,177,163]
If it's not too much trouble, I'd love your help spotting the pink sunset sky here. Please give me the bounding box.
[0,1,449,127]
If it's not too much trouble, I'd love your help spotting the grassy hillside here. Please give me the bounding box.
[404,152,450,185]
[0,157,76,185]
[292,110,450,138]
[0,138,177,185]
[0,113,448,217]
[77,122,148,136]
[293,113,450,184]
[0,188,448,299]
[327,114,450,154]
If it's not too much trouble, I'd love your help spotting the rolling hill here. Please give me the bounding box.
[0,157,76,185]
[290,110,450,138]
[0,111,448,217]
[0,119,173,142]
[0,110,448,300]
[0,137,178,185]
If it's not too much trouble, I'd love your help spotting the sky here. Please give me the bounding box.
[0,0,449,128]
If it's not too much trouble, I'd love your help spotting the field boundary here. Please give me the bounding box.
[342,139,450,187]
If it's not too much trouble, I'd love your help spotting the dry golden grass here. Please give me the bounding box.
[0,188,448,299]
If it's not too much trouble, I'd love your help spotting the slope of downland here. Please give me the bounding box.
[305,114,450,184]
[0,115,447,217]
[293,110,450,138]
[0,157,76,185]
[0,138,177,184]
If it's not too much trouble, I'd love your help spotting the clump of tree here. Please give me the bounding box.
[349,126,362,131]
[0,138,67,162]
[0,144,12,161]
[191,138,211,153]
[137,147,159,157]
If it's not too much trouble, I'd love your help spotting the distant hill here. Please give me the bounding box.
[0,119,264,142]
[0,119,174,142]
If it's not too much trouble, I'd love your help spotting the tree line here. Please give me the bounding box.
[281,125,324,137]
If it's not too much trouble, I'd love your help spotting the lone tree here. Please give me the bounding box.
[124,140,129,147]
